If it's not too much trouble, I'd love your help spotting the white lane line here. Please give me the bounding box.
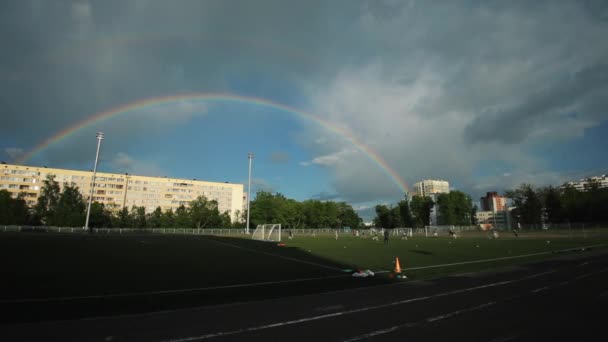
[203,237,344,271]
[161,270,557,342]
[488,333,521,342]
[343,267,608,342]
[530,268,608,294]
[343,324,414,342]
[0,273,351,304]
[404,244,605,271]
[344,301,496,342]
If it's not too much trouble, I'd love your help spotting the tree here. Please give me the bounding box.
[541,186,563,224]
[146,207,163,228]
[337,202,362,229]
[54,183,86,227]
[89,202,113,228]
[189,196,221,228]
[220,211,232,228]
[130,206,146,228]
[34,174,60,225]
[174,205,191,228]
[436,191,473,226]
[250,191,284,225]
[0,190,28,225]
[398,198,413,227]
[374,205,391,228]
[410,195,434,227]
[115,207,132,228]
[160,209,175,228]
[470,204,478,225]
[506,184,542,226]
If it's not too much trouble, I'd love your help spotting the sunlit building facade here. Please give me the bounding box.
[0,163,244,221]
[413,179,450,197]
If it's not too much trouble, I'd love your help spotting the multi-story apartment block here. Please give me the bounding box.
[413,179,450,197]
[0,163,244,221]
[480,191,507,212]
[563,174,608,191]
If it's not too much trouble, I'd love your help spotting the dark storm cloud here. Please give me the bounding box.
[2,0,608,203]
[464,64,608,145]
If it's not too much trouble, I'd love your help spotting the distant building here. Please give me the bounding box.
[413,179,450,197]
[563,174,608,191]
[480,191,507,212]
[476,210,508,230]
[0,163,244,222]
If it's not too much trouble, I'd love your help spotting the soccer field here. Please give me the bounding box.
[0,231,606,323]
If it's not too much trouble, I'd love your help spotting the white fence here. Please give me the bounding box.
[0,226,249,236]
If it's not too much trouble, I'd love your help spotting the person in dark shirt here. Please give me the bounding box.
[383,229,389,244]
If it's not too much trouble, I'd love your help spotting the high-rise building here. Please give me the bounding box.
[480,191,506,212]
[413,179,450,197]
[0,163,244,221]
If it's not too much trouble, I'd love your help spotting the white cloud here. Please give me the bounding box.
[4,147,25,161]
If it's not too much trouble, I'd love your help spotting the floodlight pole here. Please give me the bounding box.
[246,152,254,234]
[84,132,104,233]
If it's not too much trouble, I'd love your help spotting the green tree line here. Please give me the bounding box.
[506,180,608,225]
[0,176,364,229]
[373,191,476,228]
[248,191,362,229]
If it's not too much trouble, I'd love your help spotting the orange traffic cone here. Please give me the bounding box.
[394,257,402,273]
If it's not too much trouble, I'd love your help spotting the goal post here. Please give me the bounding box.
[252,224,282,242]
[392,228,413,237]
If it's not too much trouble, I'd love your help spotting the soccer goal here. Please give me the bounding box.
[392,228,413,237]
[252,224,282,242]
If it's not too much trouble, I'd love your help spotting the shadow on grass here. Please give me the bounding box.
[409,249,434,256]
[0,233,393,324]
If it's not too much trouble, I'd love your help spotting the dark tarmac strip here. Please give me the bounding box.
[1,251,607,342]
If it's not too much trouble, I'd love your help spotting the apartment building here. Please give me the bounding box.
[0,163,244,221]
[563,174,608,191]
[480,191,507,212]
[413,179,450,197]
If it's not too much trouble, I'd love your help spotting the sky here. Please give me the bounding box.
[1,0,607,219]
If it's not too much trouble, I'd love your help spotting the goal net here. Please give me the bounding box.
[392,228,413,237]
[252,224,282,242]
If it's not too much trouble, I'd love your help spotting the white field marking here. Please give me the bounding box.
[488,333,522,342]
[403,244,605,271]
[160,271,557,342]
[0,273,351,304]
[202,237,343,271]
[1,245,598,306]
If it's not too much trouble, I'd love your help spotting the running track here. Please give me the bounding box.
[1,250,607,341]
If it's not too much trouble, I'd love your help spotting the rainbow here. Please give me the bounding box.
[18,93,409,193]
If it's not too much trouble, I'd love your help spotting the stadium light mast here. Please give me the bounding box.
[246,152,254,234]
[84,132,104,233]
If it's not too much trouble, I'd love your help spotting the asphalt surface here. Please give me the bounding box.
[1,250,607,342]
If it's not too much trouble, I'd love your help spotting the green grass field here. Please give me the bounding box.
[0,231,606,322]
